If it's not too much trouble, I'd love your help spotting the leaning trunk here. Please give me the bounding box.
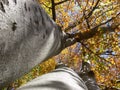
[0,0,68,88]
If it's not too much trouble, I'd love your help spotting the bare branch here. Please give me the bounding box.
[40,2,52,9]
[91,6,118,25]
[74,23,119,42]
[64,1,119,32]
[90,0,95,9]
[91,5,119,25]
[95,12,120,28]
[51,0,56,21]
[80,42,114,65]
[51,0,69,21]
[64,20,82,32]
[85,15,91,29]
[87,0,100,19]
[55,0,69,6]
[71,12,120,41]
[83,3,91,29]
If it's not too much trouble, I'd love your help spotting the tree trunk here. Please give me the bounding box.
[0,0,76,88]
[17,67,88,90]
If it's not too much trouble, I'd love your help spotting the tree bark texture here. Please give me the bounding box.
[0,0,77,88]
[17,67,88,90]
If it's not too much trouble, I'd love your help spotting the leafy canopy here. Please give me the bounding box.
[39,0,120,89]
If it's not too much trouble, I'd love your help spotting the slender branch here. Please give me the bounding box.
[99,53,118,56]
[75,23,119,41]
[83,2,91,29]
[40,2,52,9]
[85,0,89,10]
[63,22,119,51]
[64,5,119,32]
[51,0,69,21]
[80,42,114,65]
[87,0,100,19]
[90,0,95,10]
[95,12,120,28]
[71,12,120,41]
[51,0,56,21]
[66,0,71,11]
[66,23,119,45]
[82,0,89,12]
[64,20,82,32]
[42,0,68,21]
[85,15,91,29]
[55,0,69,6]
[91,5,119,25]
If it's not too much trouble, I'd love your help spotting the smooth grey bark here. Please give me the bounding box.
[17,67,88,90]
[17,62,100,90]
[0,0,76,88]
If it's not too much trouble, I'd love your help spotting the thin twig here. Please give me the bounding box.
[40,2,52,9]
[87,0,100,19]
[55,0,69,6]
[85,15,91,29]
[64,20,82,32]
[91,5,119,26]
[95,12,120,28]
[80,42,114,65]
[82,0,91,29]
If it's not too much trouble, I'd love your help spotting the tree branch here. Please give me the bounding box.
[80,42,114,65]
[64,20,82,32]
[95,12,120,28]
[51,0,69,21]
[91,5,119,25]
[65,12,120,42]
[51,0,56,21]
[85,15,91,29]
[75,23,120,41]
[87,0,100,19]
[55,0,69,6]
[64,5,119,32]
[40,2,52,9]
[63,22,119,50]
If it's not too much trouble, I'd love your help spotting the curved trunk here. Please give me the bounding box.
[17,67,88,90]
[0,0,77,88]
[0,0,63,88]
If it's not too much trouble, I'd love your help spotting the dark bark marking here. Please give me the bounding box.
[34,20,39,25]
[43,34,45,39]
[38,7,41,12]
[13,0,17,4]
[30,18,32,22]
[24,2,27,11]
[0,2,5,12]
[34,7,38,12]
[12,22,17,31]
[2,0,9,5]
[28,7,30,11]
[38,7,45,25]
[45,30,48,35]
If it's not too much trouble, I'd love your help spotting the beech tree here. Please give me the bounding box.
[0,0,120,89]
[0,0,77,88]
